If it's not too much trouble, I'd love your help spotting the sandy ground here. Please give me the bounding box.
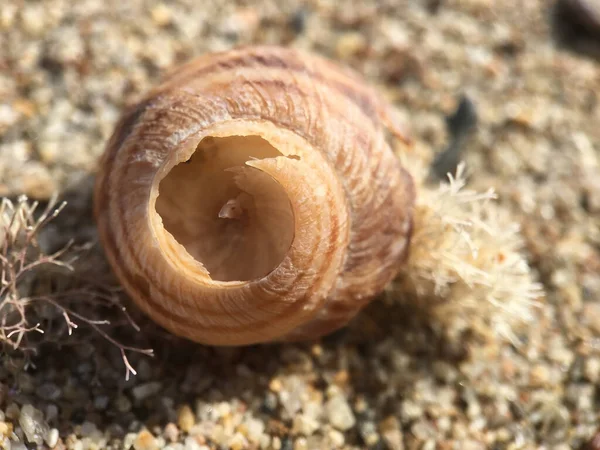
[1,0,600,449]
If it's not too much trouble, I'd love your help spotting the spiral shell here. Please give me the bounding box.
[94,46,415,345]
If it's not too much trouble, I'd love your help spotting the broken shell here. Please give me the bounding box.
[94,46,415,345]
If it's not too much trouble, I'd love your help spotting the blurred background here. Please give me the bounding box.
[0,1,599,449]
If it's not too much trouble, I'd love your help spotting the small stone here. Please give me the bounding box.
[269,378,283,392]
[325,396,355,431]
[381,427,403,450]
[17,373,35,394]
[278,377,306,417]
[20,3,46,36]
[164,423,179,443]
[245,418,265,444]
[310,344,323,358]
[132,382,162,401]
[583,303,600,335]
[411,420,437,439]
[327,430,345,447]
[530,364,550,387]
[150,4,172,26]
[359,421,380,447]
[216,402,231,418]
[116,395,132,413]
[263,392,278,413]
[0,422,12,437]
[585,357,600,383]
[401,400,423,420]
[227,432,248,450]
[432,361,459,383]
[5,404,19,420]
[566,384,595,410]
[293,437,308,450]
[0,104,18,129]
[134,429,158,450]
[177,405,195,433]
[80,421,97,437]
[183,436,203,450]
[19,404,48,446]
[94,395,110,410]
[44,428,59,448]
[0,3,17,28]
[333,370,349,387]
[45,404,59,424]
[21,163,56,199]
[292,414,319,436]
[124,433,138,449]
[12,98,36,118]
[259,434,271,449]
[335,32,367,60]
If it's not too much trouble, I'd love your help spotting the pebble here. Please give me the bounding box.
[115,395,133,413]
[272,437,282,450]
[245,418,265,444]
[227,432,248,450]
[0,421,12,437]
[19,404,48,446]
[183,437,205,450]
[293,437,308,450]
[17,373,35,394]
[359,421,380,447]
[124,433,138,450]
[133,429,158,450]
[20,3,46,36]
[584,357,600,383]
[164,423,179,443]
[79,421,98,437]
[5,404,19,421]
[335,32,367,60]
[401,400,423,420]
[325,396,355,431]
[21,163,57,199]
[94,395,109,410]
[45,428,59,448]
[292,414,319,436]
[150,4,173,27]
[327,429,345,447]
[530,364,550,387]
[177,405,195,433]
[380,420,404,450]
[258,388,277,413]
[278,377,306,417]
[566,384,595,410]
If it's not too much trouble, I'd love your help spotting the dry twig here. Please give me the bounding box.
[0,195,153,379]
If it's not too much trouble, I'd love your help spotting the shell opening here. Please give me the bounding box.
[155,135,295,282]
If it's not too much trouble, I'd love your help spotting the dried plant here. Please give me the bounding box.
[0,195,153,379]
[394,157,544,344]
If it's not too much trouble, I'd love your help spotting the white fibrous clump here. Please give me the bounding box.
[396,158,544,343]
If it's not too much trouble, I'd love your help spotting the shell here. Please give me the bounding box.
[94,46,415,346]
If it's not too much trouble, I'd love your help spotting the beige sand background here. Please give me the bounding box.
[1,0,599,449]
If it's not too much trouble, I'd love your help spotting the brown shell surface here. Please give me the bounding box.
[94,46,415,346]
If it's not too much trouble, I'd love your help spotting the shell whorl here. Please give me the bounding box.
[94,46,415,345]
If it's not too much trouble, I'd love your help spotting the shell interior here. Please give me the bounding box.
[155,135,295,282]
